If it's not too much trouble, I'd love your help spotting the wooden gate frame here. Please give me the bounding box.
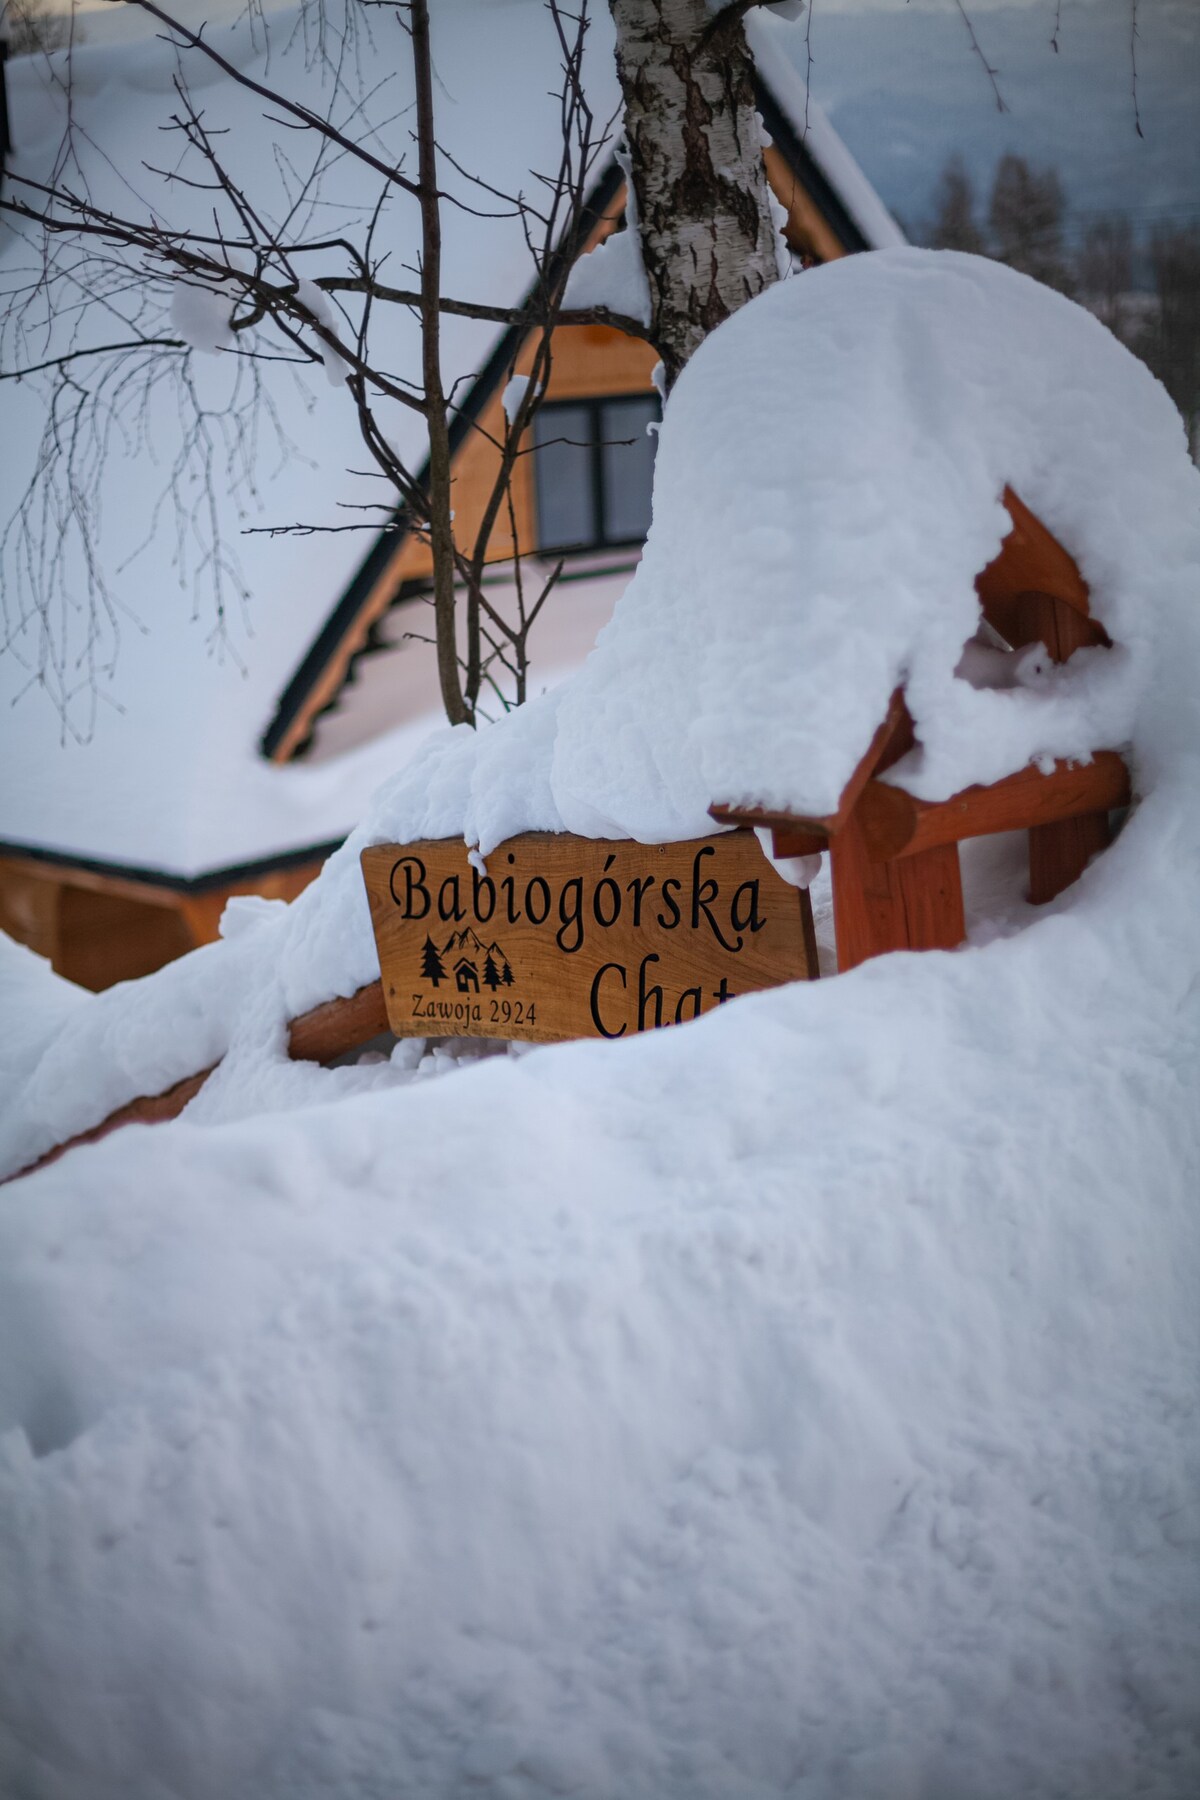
[711,490,1131,971]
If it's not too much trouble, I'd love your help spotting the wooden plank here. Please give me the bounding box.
[10,1067,215,1183]
[361,830,818,1045]
[1029,811,1112,905]
[976,488,1095,641]
[857,752,1131,862]
[708,800,822,836]
[0,861,61,966]
[829,808,910,972]
[56,887,194,992]
[1010,588,1108,657]
[287,980,390,1063]
[0,851,186,910]
[895,844,966,953]
[830,811,966,974]
[771,826,828,859]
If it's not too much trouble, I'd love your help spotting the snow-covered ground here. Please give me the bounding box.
[2,251,1199,1797]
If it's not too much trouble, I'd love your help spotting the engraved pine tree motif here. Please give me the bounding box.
[485,942,513,987]
[420,935,447,986]
[483,951,502,990]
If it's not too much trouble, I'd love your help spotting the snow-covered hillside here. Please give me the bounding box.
[2,250,1199,1798]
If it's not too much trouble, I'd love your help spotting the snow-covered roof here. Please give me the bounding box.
[0,0,897,880]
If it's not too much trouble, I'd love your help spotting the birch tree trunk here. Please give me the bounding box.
[609,0,783,389]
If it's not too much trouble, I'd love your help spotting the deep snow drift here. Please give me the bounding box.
[2,251,1199,1797]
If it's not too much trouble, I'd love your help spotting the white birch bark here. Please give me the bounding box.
[608,0,783,388]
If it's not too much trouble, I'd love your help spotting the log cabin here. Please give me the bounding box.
[0,6,903,991]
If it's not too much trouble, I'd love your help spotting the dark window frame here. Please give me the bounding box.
[532,391,659,555]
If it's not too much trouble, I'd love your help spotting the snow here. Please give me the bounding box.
[502,374,533,425]
[563,193,653,327]
[2,238,1200,1797]
[294,277,352,388]
[0,936,88,1114]
[169,282,236,355]
[2,811,1200,1794]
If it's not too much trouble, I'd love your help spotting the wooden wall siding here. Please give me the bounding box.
[0,855,326,991]
[172,862,327,950]
[0,860,62,966]
[269,161,852,765]
[387,323,662,592]
[56,887,196,991]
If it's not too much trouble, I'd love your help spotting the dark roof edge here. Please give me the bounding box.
[258,156,627,761]
[0,835,344,896]
[752,75,871,257]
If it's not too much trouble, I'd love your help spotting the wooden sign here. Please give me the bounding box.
[360,830,818,1046]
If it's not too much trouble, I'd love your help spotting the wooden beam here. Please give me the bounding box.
[11,1067,215,1182]
[287,979,389,1062]
[829,808,909,970]
[5,979,393,1185]
[857,752,1131,862]
[770,826,828,860]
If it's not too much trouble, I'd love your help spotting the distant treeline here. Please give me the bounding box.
[925,154,1199,457]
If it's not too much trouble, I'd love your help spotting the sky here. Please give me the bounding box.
[26,0,1200,258]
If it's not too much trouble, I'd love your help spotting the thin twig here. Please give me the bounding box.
[954,0,1007,114]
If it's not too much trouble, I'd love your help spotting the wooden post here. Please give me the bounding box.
[830,811,964,972]
[1012,590,1115,903]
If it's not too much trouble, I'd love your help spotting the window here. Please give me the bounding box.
[532,394,659,554]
